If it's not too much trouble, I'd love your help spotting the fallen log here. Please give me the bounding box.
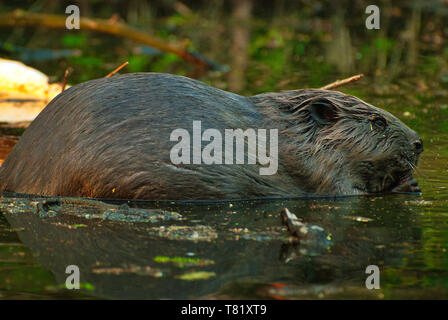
[0,10,223,72]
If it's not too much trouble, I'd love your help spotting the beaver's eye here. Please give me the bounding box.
[369,115,387,131]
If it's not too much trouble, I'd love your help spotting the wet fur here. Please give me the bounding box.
[252,89,421,195]
[0,73,422,200]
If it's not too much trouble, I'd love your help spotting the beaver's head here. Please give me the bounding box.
[255,89,423,196]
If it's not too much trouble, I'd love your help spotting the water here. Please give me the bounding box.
[0,0,447,300]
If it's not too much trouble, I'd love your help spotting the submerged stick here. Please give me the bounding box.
[280,208,309,238]
[280,208,331,247]
[320,74,364,90]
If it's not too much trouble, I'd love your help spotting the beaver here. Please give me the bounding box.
[0,73,423,200]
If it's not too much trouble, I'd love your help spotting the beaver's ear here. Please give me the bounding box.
[309,100,339,125]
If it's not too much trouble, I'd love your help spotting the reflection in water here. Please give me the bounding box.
[1,194,440,299]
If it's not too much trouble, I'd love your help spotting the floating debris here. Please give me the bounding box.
[154,256,215,268]
[91,264,164,278]
[404,200,433,206]
[0,196,182,224]
[176,271,216,281]
[342,215,374,223]
[100,204,182,223]
[148,225,218,241]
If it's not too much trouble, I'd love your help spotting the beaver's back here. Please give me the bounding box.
[0,73,298,199]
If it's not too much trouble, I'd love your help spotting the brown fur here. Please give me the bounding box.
[251,89,423,195]
[0,73,423,200]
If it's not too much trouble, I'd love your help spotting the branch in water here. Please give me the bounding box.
[0,10,224,72]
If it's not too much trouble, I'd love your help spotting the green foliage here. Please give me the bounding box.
[373,37,395,52]
[150,53,181,73]
[61,34,87,48]
[127,55,150,72]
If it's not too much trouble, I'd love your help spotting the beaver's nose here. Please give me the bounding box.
[413,139,424,154]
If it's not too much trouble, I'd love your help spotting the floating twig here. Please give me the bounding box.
[280,208,308,239]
